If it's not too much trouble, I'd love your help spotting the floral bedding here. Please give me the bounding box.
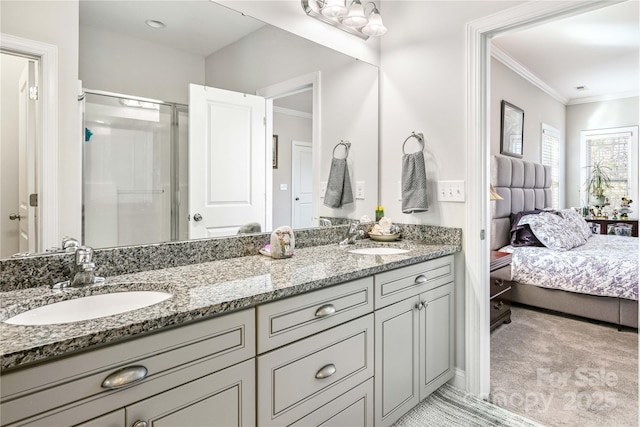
[507,234,638,300]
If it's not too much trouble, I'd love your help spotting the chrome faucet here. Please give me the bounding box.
[52,245,105,289]
[339,220,365,246]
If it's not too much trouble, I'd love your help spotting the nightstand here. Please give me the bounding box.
[490,251,512,331]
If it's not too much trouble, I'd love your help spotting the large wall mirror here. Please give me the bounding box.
[0,0,379,257]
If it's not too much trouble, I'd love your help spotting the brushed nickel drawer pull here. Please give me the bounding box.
[494,279,505,287]
[101,365,148,389]
[494,301,504,310]
[132,421,148,427]
[414,275,428,285]
[315,364,337,379]
[315,304,336,318]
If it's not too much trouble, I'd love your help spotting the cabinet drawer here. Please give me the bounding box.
[257,277,373,353]
[290,378,374,427]
[258,314,374,426]
[489,275,512,298]
[490,290,511,325]
[1,309,255,426]
[375,255,454,309]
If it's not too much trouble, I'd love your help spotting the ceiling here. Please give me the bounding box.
[492,1,639,105]
[80,0,265,57]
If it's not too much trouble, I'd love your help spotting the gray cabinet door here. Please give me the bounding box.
[126,359,255,427]
[419,282,455,399]
[74,410,124,427]
[374,296,420,427]
[289,379,374,427]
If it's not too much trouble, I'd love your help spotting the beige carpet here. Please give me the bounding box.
[490,305,638,427]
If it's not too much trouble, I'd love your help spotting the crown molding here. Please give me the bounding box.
[491,45,569,105]
[273,106,312,119]
[567,91,640,106]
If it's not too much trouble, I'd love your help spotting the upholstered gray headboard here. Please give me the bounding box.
[491,155,552,250]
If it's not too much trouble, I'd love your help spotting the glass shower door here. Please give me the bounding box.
[83,93,173,248]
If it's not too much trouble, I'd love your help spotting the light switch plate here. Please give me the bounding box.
[436,180,465,202]
[320,181,327,198]
[355,181,365,199]
[280,183,287,191]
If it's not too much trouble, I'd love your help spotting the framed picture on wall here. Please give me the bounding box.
[272,135,278,169]
[500,100,524,158]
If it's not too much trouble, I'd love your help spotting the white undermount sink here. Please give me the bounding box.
[348,247,410,255]
[5,291,173,326]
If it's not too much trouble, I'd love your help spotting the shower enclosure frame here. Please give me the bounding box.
[81,89,188,247]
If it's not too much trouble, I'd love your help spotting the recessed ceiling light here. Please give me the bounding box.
[145,19,165,29]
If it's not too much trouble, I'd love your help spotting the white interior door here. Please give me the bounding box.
[292,141,313,229]
[189,84,266,238]
[17,60,37,253]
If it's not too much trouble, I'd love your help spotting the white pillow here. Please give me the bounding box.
[558,208,592,240]
[518,212,587,251]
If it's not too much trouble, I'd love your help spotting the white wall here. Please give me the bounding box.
[0,54,26,257]
[1,0,80,244]
[80,26,205,105]
[565,96,639,208]
[272,112,312,227]
[490,58,566,163]
[380,0,521,375]
[490,57,566,205]
[205,25,379,222]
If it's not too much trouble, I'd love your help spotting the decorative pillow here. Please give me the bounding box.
[558,208,592,240]
[517,212,587,251]
[509,210,545,247]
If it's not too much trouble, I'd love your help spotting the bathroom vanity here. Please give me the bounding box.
[0,238,458,427]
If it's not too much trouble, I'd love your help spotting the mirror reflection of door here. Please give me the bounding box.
[188,84,267,238]
[292,141,313,229]
[1,52,38,257]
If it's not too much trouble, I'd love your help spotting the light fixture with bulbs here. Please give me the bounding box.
[301,0,387,40]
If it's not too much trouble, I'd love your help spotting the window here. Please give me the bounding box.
[541,124,560,209]
[580,126,639,211]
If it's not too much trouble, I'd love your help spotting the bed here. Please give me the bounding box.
[490,154,638,328]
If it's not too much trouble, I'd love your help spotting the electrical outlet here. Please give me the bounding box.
[320,181,327,198]
[280,183,287,191]
[355,181,365,199]
[436,180,465,202]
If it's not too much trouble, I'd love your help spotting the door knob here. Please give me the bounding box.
[295,197,300,201]
[9,213,22,221]
[193,213,203,222]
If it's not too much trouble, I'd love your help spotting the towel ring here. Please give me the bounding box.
[402,132,425,154]
[332,140,351,159]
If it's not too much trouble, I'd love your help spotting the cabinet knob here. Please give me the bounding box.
[415,302,424,310]
[315,304,336,318]
[494,279,505,287]
[494,301,504,310]
[132,421,148,427]
[101,365,148,389]
[315,363,337,379]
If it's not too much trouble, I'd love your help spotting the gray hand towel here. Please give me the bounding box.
[402,151,429,213]
[323,158,354,208]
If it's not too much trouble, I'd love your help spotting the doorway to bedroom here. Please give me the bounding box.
[479,3,639,426]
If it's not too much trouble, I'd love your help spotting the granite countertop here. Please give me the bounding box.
[0,240,458,370]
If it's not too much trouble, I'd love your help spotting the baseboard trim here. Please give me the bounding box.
[449,367,466,390]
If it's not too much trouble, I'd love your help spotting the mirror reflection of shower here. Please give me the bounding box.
[82,91,188,248]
